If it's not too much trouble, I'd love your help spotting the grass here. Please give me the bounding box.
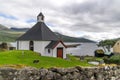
[73,55,103,62]
[0,50,92,68]
[84,56,103,62]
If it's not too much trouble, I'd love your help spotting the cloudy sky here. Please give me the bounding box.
[0,0,120,41]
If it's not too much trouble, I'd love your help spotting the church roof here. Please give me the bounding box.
[46,40,67,49]
[17,12,59,41]
[17,22,59,41]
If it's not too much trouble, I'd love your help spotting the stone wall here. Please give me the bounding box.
[0,66,120,80]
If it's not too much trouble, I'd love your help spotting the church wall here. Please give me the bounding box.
[45,49,53,56]
[17,41,29,50]
[34,41,50,55]
[17,41,51,56]
[17,41,67,58]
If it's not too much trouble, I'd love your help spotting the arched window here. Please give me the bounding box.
[29,41,34,51]
[48,49,50,53]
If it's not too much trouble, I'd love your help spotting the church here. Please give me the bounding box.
[17,12,67,58]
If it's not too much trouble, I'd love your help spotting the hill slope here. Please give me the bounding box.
[0,25,23,42]
[0,50,91,68]
[0,30,23,42]
[0,24,9,30]
[56,32,95,43]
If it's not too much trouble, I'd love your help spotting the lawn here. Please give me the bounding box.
[0,50,92,68]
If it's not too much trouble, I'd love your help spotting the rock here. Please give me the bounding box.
[75,66,83,72]
[0,66,119,80]
[55,68,67,75]
[66,67,79,73]
[0,68,17,80]
[94,72,105,80]
[45,71,54,80]
[86,71,93,78]
[49,67,58,72]
[39,69,48,75]
[72,72,80,79]
[17,67,40,80]
[0,76,4,80]
[62,75,68,80]
[54,73,61,80]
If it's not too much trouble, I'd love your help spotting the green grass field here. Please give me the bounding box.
[0,50,92,68]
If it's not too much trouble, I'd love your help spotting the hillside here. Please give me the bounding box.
[0,25,23,42]
[0,30,23,42]
[0,50,92,68]
[0,24,9,30]
[56,32,95,43]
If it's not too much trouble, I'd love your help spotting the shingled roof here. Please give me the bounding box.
[17,13,59,41]
[46,40,67,49]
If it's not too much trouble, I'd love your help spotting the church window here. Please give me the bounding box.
[48,49,50,53]
[29,41,34,51]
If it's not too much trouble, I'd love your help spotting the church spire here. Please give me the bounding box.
[37,12,44,22]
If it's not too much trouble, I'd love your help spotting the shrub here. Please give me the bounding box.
[103,56,109,63]
[0,42,8,50]
[104,54,120,64]
[94,49,104,57]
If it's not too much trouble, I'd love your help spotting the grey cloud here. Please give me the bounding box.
[58,0,120,33]
[1,0,120,41]
[69,23,107,32]
[62,0,110,14]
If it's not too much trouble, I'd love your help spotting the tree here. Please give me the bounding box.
[0,42,8,50]
[98,39,116,52]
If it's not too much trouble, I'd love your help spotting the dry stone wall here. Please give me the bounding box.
[0,66,120,80]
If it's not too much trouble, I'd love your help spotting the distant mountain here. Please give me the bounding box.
[0,30,23,42]
[0,24,9,30]
[10,27,30,32]
[0,30,96,42]
[0,24,23,42]
[0,24,95,42]
[55,32,95,43]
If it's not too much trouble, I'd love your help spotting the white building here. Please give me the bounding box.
[17,12,67,58]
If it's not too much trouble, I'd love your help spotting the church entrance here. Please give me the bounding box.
[57,48,63,58]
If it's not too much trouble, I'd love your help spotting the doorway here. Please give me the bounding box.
[57,48,63,58]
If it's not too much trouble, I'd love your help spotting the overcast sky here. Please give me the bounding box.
[0,0,120,41]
